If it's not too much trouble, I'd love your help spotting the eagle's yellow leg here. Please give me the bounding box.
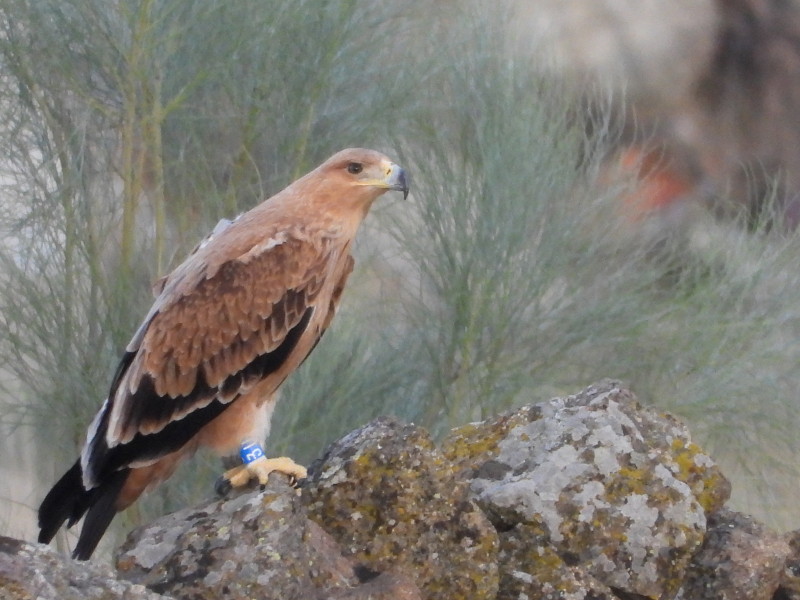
[215,440,307,496]
[223,456,307,488]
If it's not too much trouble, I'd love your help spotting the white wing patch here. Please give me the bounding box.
[80,398,110,489]
[199,217,238,250]
[239,231,288,263]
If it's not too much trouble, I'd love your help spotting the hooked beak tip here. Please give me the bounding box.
[392,166,410,200]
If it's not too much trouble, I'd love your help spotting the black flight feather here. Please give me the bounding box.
[38,307,313,559]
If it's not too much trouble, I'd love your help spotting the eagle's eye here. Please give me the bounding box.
[347,162,363,175]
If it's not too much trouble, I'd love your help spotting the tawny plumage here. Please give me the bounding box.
[38,148,409,559]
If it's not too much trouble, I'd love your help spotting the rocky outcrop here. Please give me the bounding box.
[442,381,731,599]
[1,381,795,600]
[302,417,499,600]
[678,508,790,600]
[115,479,422,600]
[0,536,169,600]
[782,529,800,600]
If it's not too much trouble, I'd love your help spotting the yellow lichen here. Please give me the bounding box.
[669,438,728,513]
[605,466,649,499]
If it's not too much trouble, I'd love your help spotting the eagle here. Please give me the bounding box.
[38,148,409,560]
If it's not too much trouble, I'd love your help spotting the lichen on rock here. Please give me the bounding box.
[302,416,499,600]
[0,535,169,600]
[443,379,731,599]
[115,478,421,600]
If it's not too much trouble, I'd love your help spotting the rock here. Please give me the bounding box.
[14,381,778,600]
[497,522,619,600]
[442,379,731,599]
[302,416,499,600]
[115,478,421,600]
[780,529,800,600]
[0,535,170,600]
[677,508,791,600]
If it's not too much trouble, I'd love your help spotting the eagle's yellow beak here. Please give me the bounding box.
[358,162,410,199]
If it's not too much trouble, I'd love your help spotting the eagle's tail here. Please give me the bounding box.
[38,460,129,560]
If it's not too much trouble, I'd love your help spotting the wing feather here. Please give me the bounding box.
[82,231,343,485]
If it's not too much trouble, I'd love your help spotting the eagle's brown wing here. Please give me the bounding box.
[80,230,343,487]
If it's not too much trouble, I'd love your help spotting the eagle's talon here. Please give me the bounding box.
[215,476,233,497]
[219,456,307,493]
[288,474,307,489]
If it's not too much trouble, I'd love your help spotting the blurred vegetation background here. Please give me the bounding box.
[1,0,799,558]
